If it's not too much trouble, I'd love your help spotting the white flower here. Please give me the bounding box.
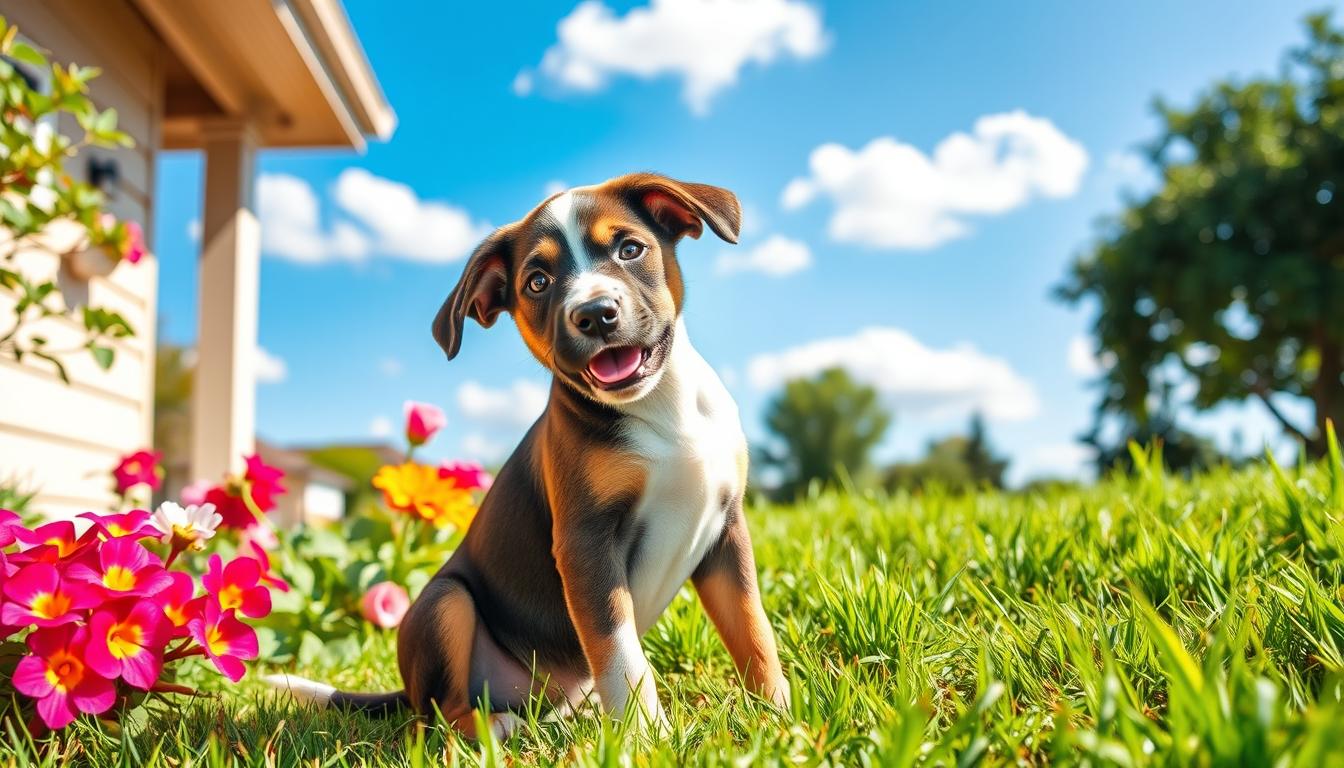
[152,501,222,550]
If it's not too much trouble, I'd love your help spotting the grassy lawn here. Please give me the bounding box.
[5,449,1344,766]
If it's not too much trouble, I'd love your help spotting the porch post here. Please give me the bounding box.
[191,119,260,484]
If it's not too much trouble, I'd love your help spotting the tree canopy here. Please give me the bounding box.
[1059,13,1344,456]
[760,367,891,498]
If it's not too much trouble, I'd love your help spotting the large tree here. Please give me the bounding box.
[761,367,891,498]
[1059,13,1344,456]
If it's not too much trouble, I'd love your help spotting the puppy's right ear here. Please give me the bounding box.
[433,227,514,360]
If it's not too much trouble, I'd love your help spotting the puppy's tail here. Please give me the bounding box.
[262,673,409,716]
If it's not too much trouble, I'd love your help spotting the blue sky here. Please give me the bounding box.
[152,0,1325,484]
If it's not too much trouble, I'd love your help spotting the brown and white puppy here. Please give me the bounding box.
[269,173,788,738]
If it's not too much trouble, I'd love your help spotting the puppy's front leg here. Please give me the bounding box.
[692,509,789,708]
[554,529,667,732]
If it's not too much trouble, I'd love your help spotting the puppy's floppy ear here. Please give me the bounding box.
[432,226,514,360]
[620,173,741,244]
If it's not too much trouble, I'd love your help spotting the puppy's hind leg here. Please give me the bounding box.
[399,577,534,739]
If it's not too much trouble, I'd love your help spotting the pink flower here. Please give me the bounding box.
[121,220,146,264]
[404,401,446,448]
[208,454,286,529]
[78,510,157,541]
[11,520,95,564]
[1,563,96,627]
[12,625,116,730]
[187,600,258,683]
[0,509,19,548]
[85,600,167,690]
[361,581,410,629]
[243,541,289,593]
[238,522,278,554]
[203,554,271,619]
[180,480,212,507]
[439,461,493,491]
[155,571,203,638]
[113,450,162,494]
[66,537,173,599]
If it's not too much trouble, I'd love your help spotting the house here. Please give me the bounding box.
[0,0,393,516]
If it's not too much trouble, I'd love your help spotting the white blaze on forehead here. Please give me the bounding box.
[543,187,626,307]
[543,188,588,267]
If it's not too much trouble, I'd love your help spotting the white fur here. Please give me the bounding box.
[262,673,335,706]
[619,319,745,632]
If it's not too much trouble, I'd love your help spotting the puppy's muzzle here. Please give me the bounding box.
[570,296,621,339]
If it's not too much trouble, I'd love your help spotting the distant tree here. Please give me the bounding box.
[1058,13,1344,457]
[1083,381,1226,476]
[883,413,1009,492]
[761,367,891,498]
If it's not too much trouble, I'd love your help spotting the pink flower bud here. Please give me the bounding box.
[360,581,410,629]
[403,401,446,448]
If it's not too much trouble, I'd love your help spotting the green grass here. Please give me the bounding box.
[5,446,1344,766]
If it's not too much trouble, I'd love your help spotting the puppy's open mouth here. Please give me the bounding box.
[586,346,649,390]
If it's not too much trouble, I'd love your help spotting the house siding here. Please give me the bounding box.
[0,0,162,516]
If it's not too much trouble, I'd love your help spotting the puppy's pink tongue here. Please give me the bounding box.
[588,346,642,384]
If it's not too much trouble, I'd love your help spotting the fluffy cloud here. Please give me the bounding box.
[462,432,511,464]
[747,327,1039,421]
[368,416,393,438]
[254,346,288,384]
[1013,442,1096,484]
[525,0,827,114]
[782,111,1088,249]
[255,171,487,265]
[1067,334,1115,377]
[457,379,550,430]
[716,235,812,277]
[332,169,489,264]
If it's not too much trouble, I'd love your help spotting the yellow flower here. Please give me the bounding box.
[372,463,477,530]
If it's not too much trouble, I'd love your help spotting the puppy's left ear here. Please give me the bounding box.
[432,226,514,360]
[622,173,741,244]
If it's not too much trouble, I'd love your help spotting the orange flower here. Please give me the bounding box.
[372,463,477,530]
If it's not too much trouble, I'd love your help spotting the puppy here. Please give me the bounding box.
[271,174,788,738]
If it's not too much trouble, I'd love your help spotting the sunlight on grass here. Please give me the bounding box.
[5,446,1344,765]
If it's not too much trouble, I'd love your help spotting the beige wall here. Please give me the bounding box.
[0,0,161,516]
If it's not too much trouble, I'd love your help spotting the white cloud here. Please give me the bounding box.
[1105,150,1147,179]
[378,357,404,377]
[1014,442,1096,484]
[512,70,535,96]
[747,327,1039,422]
[462,432,511,464]
[255,170,487,265]
[254,346,288,384]
[1068,335,1099,377]
[187,218,201,243]
[257,174,370,264]
[369,416,393,438]
[457,379,549,430]
[332,169,489,264]
[526,0,828,115]
[782,111,1089,249]
[716,235,812,277]
[543,179,568,197]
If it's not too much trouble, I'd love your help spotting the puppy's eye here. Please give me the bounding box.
[616,239,647,261]
[526,272,551,294]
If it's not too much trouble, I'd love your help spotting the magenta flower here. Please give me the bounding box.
[0,509,19,547]
[12,625,116,730]
[203,554,271,619]
[112,450,162,494]
[11,520,94,564]
[243,541,290,593]
[78,510,157,541]
[439,460,493,491]
[404,401,446,447]
[67,538,173,599]
[85,600,167,690]
[361,581,410,629]
[155,571,203,638]
[187,600,258,683]
[1,563,96,627]
[121,220,147,264]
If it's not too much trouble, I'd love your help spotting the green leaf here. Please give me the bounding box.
[88,344,114,370]
[8,40,46,68]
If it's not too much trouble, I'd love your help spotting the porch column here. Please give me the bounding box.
[191,119,260,484]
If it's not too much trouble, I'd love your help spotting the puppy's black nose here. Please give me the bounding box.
[571,296,620,337]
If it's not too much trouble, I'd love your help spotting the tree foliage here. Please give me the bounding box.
[761,367,891,498]
[1059,13,1344,455]
[883,412,1010,492]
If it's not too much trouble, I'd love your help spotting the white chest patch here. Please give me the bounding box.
[620,329,745,633]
